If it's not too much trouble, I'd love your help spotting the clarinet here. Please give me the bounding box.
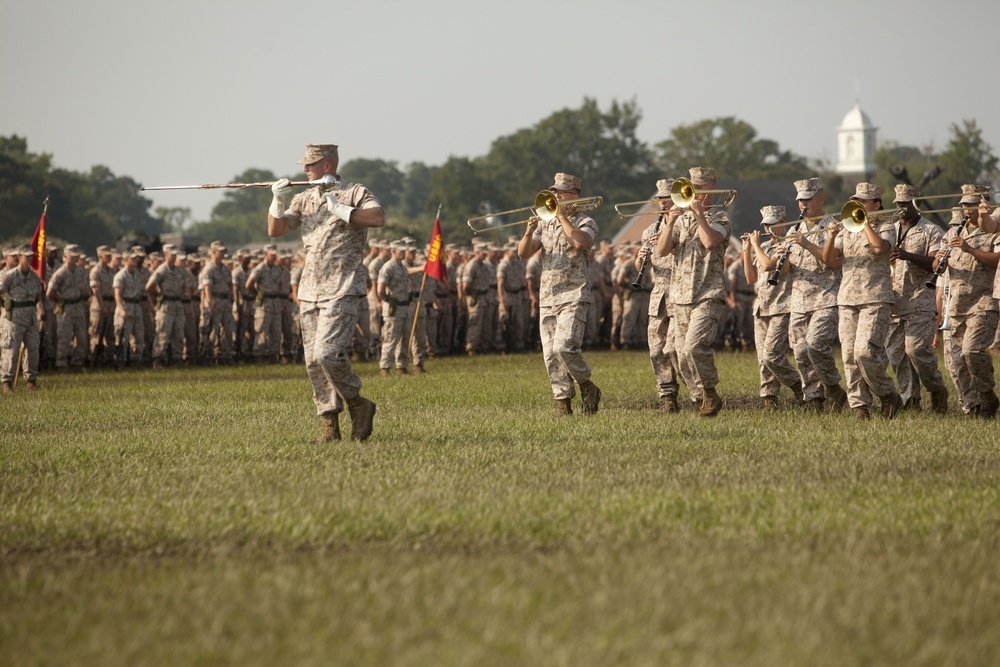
[632,213,664,289]
[926,213,970,289]
[766,210,806,286]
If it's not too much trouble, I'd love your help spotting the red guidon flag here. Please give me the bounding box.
[31,197,49,282]
[423,205,448,288]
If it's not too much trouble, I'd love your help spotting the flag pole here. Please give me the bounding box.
[406,203,443,358]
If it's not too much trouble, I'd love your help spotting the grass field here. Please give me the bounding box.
[2,350,999,666]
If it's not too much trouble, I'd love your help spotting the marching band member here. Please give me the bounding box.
[933,185,999,417]
[822,182,902,420]
[655,167,731,417]
[886,184,948,413]
[518,173,601,416]
[785,178,847,412]
[743,206,803,409]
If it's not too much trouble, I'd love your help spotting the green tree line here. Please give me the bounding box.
[2,101,996,250]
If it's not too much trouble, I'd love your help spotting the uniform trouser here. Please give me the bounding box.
[886,310,946,404]
[839,302,894,409]
[368,291,382,351]
[380,304,413,370]
[353,297,370,359]
[503,296,526,353]
[485,292,502,352]
[610,294,623,346]
[754,312,800,398]
[621,293,649,348]
[585,296,600,347]
[89,301,115,364]
[1,315,39,383]
[182,302,199,361]
[200,301,235,360]
[647,306,678,399]
[300,297,362,416]
[235,300,255,359]
[453,296,468,353]
[410,304,431,365]
[437,298,455,356]
[56,303,89,368]
[789,307,841,402]
[465,296,487,353]
[945,310,998,413]
[153,302,185,361]
[114,305,144,363]
[141,300,155,359]
[672,299,724,401]
[40,302,56,368]
[253,302,282,358]
[539,301,592,400]
[735,295,756,347]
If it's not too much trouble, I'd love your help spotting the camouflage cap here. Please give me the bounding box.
[17,245,35,257]
[473,242,488,252]
[235,248,250,259]
[1,246,15,257]
[960,184,990,204]
[124,250,140,260]
[96,245,112,256]
[148,251,164,262]
[64,244,83,257]
[278,249,293,259]
[130,245,147,256]
[296,144,339,165]
[176,251,187,261]
[550,173,582,192]
[689,167,716,186]
[850,182,885,201]
[161,243,179,254]
[187,252,202,262]
[209,240,228,251]
[655,179,673,199]
[794,178,823,200]
[389,240,407,251]
[892,184,921,203]
[760,205,786,226]
[263,243,278,253]
[110,249,123,259]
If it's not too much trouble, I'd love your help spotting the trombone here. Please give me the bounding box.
[141,174,339,191]
[669,177,737,209]
[466,190,603,234]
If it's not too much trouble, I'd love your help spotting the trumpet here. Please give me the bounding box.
[466,190,602,234]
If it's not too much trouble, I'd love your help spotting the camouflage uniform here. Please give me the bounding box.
[48,259,92,369]
[497,252,527,353]
[667,208,732,402]
[525,253,542,352]
[198,258,235,363]
[180,263,200,363]
[642,222,678,400]
[377,253,413,371]
[462,253,491,354]
[752,238,801,399]
[367,251,388,356]
[532,211,598,400]
[0,261,43,385]
[248,260,284,361]
[88,259,116,365]
[147,260,186,364]
[943,225,998,413]
[231,260,255,361]
[728,257,756,350]
[484,254,502,353]
[284,179,380,416]
[136,258,154,361]
[834,219,898,410]
[787,215,842,402]
[113,264,145,364]
[886,215,946,406]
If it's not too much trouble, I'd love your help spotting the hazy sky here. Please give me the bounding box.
[3,0,998,223]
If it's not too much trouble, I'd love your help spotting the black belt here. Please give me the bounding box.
[62,297,83,305]
[124,297,142,304]
[262,294,283,299]
[212,292,233,299]
[162,296,182,302]
[10,300,36,309]
[392,298,411,306]
[181,298,192,304]
[100,295,115,302]
[504,286,526,293]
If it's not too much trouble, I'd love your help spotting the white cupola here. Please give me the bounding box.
[835,103,877,176]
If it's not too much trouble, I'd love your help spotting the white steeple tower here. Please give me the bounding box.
[835,102,877,177]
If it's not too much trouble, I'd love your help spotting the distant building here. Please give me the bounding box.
[835,103,877,181]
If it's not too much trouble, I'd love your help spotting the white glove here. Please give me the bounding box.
[324,192,355,223]
[269,178,291,218]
